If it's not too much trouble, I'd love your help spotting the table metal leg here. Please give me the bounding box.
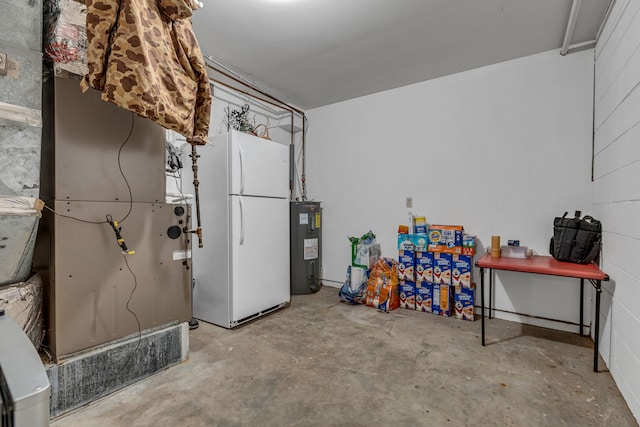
[480,267,485,346]
[594,280,601,373]
[489,268,493,319]
[580,278,584,337]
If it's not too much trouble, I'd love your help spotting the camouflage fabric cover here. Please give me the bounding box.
[81,0,211,144]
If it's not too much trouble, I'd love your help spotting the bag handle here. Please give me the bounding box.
[582,237,601,264]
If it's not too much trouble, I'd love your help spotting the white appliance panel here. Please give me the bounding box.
[185,140,232,327]
[229,131,289,198]
[230,195,290,321]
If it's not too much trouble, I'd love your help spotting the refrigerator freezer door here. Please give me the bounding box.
[228,131,289,198]
[230,195,290,323]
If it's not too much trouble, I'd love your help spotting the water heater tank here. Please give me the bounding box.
[290,202,322,295]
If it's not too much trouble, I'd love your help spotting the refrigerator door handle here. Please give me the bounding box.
[239,146,245,195]
[239,197,245,245]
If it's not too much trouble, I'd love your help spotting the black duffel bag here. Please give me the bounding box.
[549,211,601,264]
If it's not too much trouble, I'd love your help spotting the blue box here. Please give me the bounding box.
[432,283,453,317]
[433,252,452,285]
[398,234,414,250]
[415,251,434,283]
[462,234,476,256]
[413,216,428,234]
[451,254,473,288]
[415,281,433,313]
[399,280,416,310]
[454,284,475,321]
[398,234,429,251]
[398,250,415,281]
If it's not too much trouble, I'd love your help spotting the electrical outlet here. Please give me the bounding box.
[406,197,412,208]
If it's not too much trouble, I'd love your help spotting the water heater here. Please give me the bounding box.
[290,202,322,295]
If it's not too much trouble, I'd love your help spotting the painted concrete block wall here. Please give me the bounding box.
[306,49,594,333]
[593,0,640,421]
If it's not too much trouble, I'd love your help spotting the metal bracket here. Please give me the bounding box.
[0,52,7,76]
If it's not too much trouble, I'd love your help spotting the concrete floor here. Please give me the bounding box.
[52,287,637,427]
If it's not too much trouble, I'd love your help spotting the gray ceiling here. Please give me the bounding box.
[192,0,611,109]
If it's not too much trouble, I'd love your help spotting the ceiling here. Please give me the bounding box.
[192,0,611,109]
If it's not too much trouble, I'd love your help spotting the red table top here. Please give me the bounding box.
[475,253,608,281]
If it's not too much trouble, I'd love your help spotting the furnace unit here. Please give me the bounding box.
[36,77,192,360]
[290,201,322,295]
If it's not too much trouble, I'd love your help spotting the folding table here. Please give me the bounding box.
[476,253,609,372]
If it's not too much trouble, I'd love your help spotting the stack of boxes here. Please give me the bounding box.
[397,234,426,310]
[398,224,477,320]
[452,234,476,320]
[415,250,434,313]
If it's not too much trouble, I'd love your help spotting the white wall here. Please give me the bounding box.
[594,0,640,421]
[306,49,595,333]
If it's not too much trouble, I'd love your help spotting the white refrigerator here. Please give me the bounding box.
[183,130,291,328]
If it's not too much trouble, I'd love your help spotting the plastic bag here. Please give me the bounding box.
[365,258,400,312]
[349,231,381,270]
[44,0,88,77]
[338,265,369,304]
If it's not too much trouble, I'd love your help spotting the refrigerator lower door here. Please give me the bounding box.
[230,196,289,324]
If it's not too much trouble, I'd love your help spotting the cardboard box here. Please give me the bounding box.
[432,283,453,317]
[399,280,416,310]
[451,254,473,288]
[413,216,428,234]
[462,234,476,256]
[398,234,429,251]
[398,234,414,250]
[428,225,463,254]
[365,258,400,312]
[410,234,429,252]
[415,281,433,313]
[432,252,452,285]
[454,283,476,321]
[398,250,415,281]
[415,251,434,283]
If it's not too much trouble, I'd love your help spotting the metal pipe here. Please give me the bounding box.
[189,145,204,248]
[595,0,617,45]
[290,110,295,196]
[480,306,586,328]
[561,0,583,56]
[205,62,304,115]
[213,81,290,116]
[210,78,293,114]
[564,39,596,55]
[301,115,307,200]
